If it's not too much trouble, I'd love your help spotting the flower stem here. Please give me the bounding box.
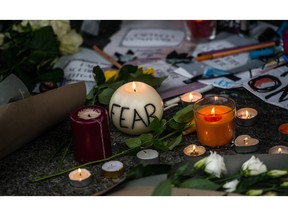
[31,147,138,183]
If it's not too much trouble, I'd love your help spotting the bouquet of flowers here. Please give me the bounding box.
[0,20,83,92]
[151,152,288,196]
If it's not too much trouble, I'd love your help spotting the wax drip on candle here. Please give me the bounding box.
[204,107,222,122]
[190,145,199,156]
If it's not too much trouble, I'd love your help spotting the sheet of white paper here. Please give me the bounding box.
[243,65,288,110]
[104,20,188,59]
[55,47,113,93]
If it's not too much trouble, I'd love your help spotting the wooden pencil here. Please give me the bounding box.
[92,45,122,69]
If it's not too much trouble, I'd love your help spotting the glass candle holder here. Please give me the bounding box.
[193,96,236,148]
[184,20,216,42]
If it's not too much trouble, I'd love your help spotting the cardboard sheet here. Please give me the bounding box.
[0,81,86,159]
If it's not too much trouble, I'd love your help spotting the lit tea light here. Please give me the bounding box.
[236,108,258,126]
[136,149,159,165]
[268,145,288,154]
[68,168,92,187]
[180,91,202,104]
[101,160,125,179]
[234,134,259,153]
[183,144,206,157]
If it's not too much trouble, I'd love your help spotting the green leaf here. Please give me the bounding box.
[152,179,172,196]
[139,133,154,147]
[93,65,106,86]
[167,134,182,150]
[178,178,220,191]
[118,64,138,80]
[149,117,166,133]
[173,104,194,123]
[168,119,186,131]
[125,137,142,149]
[98,87,116,105]
[38,68,64,82]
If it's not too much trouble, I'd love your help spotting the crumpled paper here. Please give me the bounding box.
[0,81,86,159]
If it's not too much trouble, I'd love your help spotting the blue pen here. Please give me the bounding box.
[249,46,282,59]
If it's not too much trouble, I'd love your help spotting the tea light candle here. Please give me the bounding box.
[268,145,288,154]
[183,144,206,157]
[234,134,259,153]
[193,96,236,148]
[109,81,164,135]
[101,160,125,179]
[236,108,258,126]
[180,91,202,104]
[70,106,112,163]
[136,149,159,165]
[69,168,92,187]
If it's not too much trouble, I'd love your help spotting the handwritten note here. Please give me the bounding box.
[121,28,185,47]
[243,65,288,110]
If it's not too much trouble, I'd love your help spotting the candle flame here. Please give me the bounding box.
[243,137,249,145]
[211,107,215,115]
[77,168,82,176]
[132,81,136,92]
[192,144,196,151]
[245,110,250,119]
[189,93,193,102]
[278,147,282,154]
[214,96,218,101]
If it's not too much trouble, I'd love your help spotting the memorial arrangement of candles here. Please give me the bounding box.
[109,81,164,135]
[234,134,259,153]
[193,96,236,148]
[268,145,288,154]
[68,168,92,187]
[236,107,258,126]
[183,144,206,157]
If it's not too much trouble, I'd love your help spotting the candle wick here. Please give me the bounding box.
[133,89,136,93]
[88,114,91,117]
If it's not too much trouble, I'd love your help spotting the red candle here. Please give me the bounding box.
[70,105,112,163]
[185,20,216,41]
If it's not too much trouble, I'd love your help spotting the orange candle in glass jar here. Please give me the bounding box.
[194,96,235,148]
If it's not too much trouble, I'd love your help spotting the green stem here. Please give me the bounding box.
[31,147,138,183]
[159,130,179,141]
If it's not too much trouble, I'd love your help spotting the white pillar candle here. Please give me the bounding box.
[136,149,159,165]
[109,81,164,135]
[68,168,92,187]
[101,160,125,179]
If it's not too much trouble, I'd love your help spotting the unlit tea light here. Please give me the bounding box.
[236,108,258,126]
[101,160,125,179]
[268,145,288,154]
[183,144,206,157]
[136,149,159,164]
[68,168,92,187]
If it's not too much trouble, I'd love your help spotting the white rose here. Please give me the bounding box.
[222,179,239,193]
[21,20,50,30]
[0,33,4,46]
[59,29,83,55]
[49,20,71,38]
[204,151,227,178]
[241,155,267,176]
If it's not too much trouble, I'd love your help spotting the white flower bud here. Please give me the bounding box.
[204,151,227,178]
[267,170,288,178]
[246,189,263,196]
[241,155,267,176]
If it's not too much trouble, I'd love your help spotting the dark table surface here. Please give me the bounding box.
[1,85,288,196]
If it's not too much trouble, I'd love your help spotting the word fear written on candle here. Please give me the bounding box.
[234,134,259,153]
[236,108,258,126]
[183,144,206,157]
[109,81,163,135]
[101,160,125,179]
[194,96,235,148]
[68,168,92,187]
[180,91,202,104]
